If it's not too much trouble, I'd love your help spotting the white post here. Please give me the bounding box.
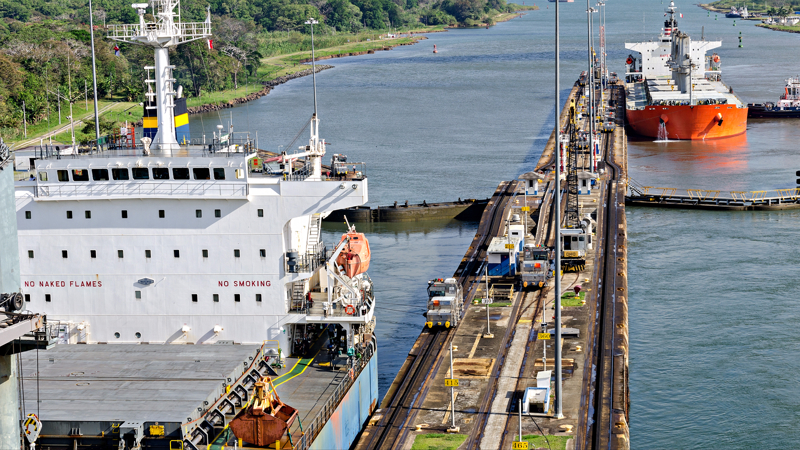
[152,47,178,150]
[554,0,564,420]
[484,262,492,338]
[450,343,456,430]
[518,398,523,441]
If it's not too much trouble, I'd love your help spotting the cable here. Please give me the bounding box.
[527,414,552,450]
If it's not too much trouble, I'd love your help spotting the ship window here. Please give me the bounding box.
[260,249,266,258]
[72,169,89,181]
[174,250,180,258]
[66,211,73,219]
[196,209,202,218]
[85,210,91,219]
[28,250,34,259]
[159,210,165,218]
[193,168,210,180]
[57,170,69,182]
[132,168,149,180]
[62,250,68,258]
[172,168,190,180]
[25,211,31,219]
[192,294,198,302]
[256,294,262,302]
[152,168,170,180]
[235,169,245,179]
[39,172,48,181]
[234,249,240,258]
[135,291,142,299]
[25,294,30,302]
[121,210,128,219]
[145,250,151,258]
[234,294,240,302]
[257,209,264,217]
[202,249,209,258]
[118,250,124,258]
[114,332,120,338]
[45,294,51,302]
[213,168,226,180]
[213,294,219,302]
[215,209,221,218]
[112,168,130,180]
[92,169,109,181]
[90,250,96,258]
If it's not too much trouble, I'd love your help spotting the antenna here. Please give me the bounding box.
[108,1,212,152]
[305,17,320,118]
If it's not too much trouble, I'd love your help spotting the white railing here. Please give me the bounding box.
[35,181,247,199]
[107,22,210,43]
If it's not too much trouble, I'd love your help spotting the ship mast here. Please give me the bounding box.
[108,1,211,152]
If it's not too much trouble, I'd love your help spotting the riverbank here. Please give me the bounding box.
[756,22,800,33]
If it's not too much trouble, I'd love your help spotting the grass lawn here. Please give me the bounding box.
[186,84,263,108]
[561,291,586,307]
[411,433,468,450]
[521,434,571,450]
[487,301,513,307]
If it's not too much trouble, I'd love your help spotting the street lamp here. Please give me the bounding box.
[305,18,320,117]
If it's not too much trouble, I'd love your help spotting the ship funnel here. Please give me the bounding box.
[667,31,695,98]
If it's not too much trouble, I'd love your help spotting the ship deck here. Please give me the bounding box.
[626,78,744,109]
[19,340,349,427]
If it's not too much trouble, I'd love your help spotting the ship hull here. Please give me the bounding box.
[747,105,800,118]
[626,104,748,140]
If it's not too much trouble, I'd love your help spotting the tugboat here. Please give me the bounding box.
[748,77,800,118]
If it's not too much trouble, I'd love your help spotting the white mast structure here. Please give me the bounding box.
[108,1,211,151]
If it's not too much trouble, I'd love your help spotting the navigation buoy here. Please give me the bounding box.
[433,44,438,54]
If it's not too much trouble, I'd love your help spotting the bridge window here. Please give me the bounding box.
[132,168,149,180]
[66,211,73,219]
[85,210,91,219]
[152,168,170,180]
[38,172,48,181]
[72,169,89,181]
[193,168,210,180]
[159,210,165,218]
[121,210,128,219]
[92,169,109,181]
[57,170,69,182]
[215,209,221,218]
[213,168,226,180]
[25,211,31,219]
[112,169,130,181]
[173,168,190,180]
[196,210,202,218]
[192,294,198,302]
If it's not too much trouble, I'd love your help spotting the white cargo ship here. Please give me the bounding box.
[9,2,379,449]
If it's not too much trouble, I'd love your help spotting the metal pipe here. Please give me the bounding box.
[554,0,564,420]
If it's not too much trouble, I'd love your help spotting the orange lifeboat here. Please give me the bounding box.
[336,228,371,278]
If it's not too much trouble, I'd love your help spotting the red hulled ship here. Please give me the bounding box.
[624,1,747,140]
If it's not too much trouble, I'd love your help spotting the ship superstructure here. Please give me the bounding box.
[748,77,800,118]
[624,1,748,139]
[11,2,379,449]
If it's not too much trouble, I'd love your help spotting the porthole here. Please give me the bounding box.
[114,332,120,339]
[135,332,142,339]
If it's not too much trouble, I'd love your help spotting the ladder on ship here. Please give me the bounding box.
[290,281,306,312]
[307,213,322,252]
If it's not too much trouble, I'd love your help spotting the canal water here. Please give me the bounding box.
[196,1,800,447]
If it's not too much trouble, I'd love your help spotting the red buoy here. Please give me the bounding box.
[433,44,438,54]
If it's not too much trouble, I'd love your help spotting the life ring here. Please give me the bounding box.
[345,305,356,316]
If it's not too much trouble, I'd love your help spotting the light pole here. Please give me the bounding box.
[89,0,101,141]
[305,18,320,117]
[554,0,564,419]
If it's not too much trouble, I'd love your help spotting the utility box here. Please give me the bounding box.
[487,237,521,277]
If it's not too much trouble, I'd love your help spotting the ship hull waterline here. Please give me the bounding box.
[626,104,748,140]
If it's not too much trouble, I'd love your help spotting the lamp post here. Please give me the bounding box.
[88,0,101,141]
[554,0,564,420]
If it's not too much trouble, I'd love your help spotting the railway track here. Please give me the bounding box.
[354,181,519,450]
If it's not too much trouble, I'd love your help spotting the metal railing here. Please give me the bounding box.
[35,180,247,199]
[285,244,327,275]
[328,162,367,181]
[292,337,376,450]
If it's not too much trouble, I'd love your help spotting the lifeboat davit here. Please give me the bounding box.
[336,228,371,278]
